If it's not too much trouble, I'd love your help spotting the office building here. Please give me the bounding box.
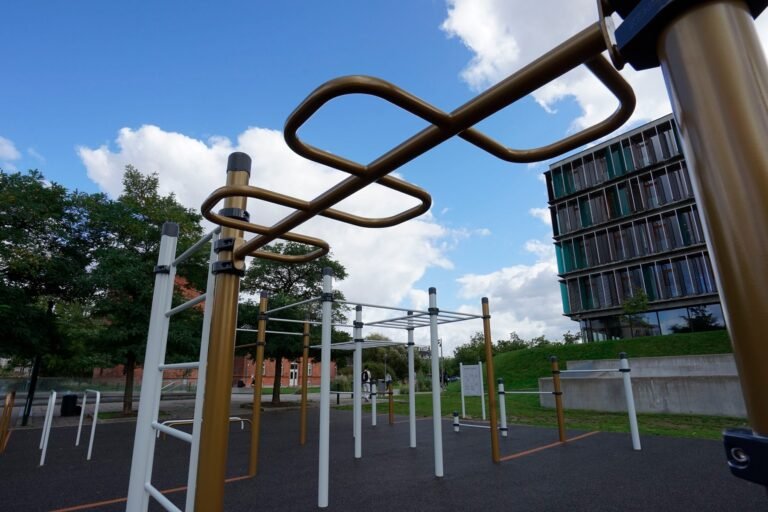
[545,114,725,342]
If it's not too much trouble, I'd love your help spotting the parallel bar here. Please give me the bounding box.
[559,368,621,374]
[158,362,199,371]
[264,297,320,315]
[145,483,183,512]
[336,300,431,315]
[172,229,217,267]
[151,422,193,444]
[165,294,206,317]
[237,328,305,336]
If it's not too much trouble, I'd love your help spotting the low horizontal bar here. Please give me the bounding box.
[145,482,183,512]
[166,294,206,317]
[158,362,199,371]
[172,229,218,267]
[264,297,320,315]
[458,423,491,429]
[559,369,621,374]
[505,391,551,395]
[265,317,356,329]
[437,308,483,318]
[151,421,193,443]
[236,328,305,336]
[336,300,430,315]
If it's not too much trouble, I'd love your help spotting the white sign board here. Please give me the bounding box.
[461,364,483,397]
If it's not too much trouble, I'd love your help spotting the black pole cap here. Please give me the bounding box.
[227,152,252,174]
[619,352,628,359]
[497,378,503,384]
[162,222,179,237]
[322,267,334,277]
[355,305,362,311]
[429,287,437,295]
[549,355,558,363]
[260,291,270,299]
[481,297,489,304]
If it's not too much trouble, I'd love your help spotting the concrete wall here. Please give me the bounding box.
[539,354,746,418]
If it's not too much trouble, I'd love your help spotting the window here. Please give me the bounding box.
[659,308,689,334]
[307,363,313,377]
[563,163,575,195]
[608,144,626,177]
[688,304,726,330]
[634,220,651,256]
[562,240,575,272]
[672,257,694,295]
[574,238,587,269]
[642,263,659,300]
[629,177,644,212]
[691,205,706,241]
[557,204,569,234]
[657,121,680,160]
[572,161,584,191]
[653,169,673,205]
[608,227,624,261]
[594,152,609,183]
[617,268,633,299]
[645,128,662,164]
[596,230,611,264]
[680,162,694,198]
[580,276,594,310]
[578,196,592,228]
[603,272,619,307]
[688,254,710,294]
[555,243,565,274]
[567,200,580,232]
[677,208,698,246]
[584,234,599,268]
[663,212,683,249]
[590,274,605,309]
[605,186,622,219]
[640,173,658,209]
[617,183,631,216]
[648,215,668,252]
[658,260,678,298]
[552,168,565,198]
[667,163,685,201]
[622,139,635,172]
[568,279,582,312]
[621,224,637,258]
[630,133,651,168]
[589,192,607,225]
[583,156,597,187]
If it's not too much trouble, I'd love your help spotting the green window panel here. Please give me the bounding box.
[578,197,592,228]
[552,170,565,198]
[574,239,587,269]
[562,241,575,272]
[560,282,571,314]
[580,277,594,310]
[622,144,635,171]
[606,148,617,179]
[563,168,575,195]
[642,264,659,301]
[617,184,631,216]
[555,243,565,274]
[610,145,626,176]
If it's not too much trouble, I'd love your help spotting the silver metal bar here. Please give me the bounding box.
[151,421,193,444]
[336,300,431,315]
[172,229,217,267]
[264,297,320,315]
[237,328,304,336]
[158,362,199,371]
[559,369,621,374]
[145,483,183,512]
[165,293,206,317]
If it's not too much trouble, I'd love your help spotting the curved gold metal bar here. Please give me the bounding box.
[201,192,329,263]
[284,23,634,170]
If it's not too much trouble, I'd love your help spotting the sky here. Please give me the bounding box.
[3,1,768,354]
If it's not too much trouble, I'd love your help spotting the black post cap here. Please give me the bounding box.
[481,297,489,304]
[429,287,437,295]
[162,222,179,237]
[619,352,628,359]
[322,267,334,277]
[260,291,269,299]
[227,152,252,174]
[549,355,558,363]
[355,305,362,311]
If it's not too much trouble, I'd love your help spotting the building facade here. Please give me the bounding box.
[545,114,725,342]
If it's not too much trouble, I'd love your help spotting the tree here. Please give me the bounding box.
[239,242,348,404]
[561,330,581,345]
[453,332,489,365]
[89,167,205,414]
[622,288,651,338]
[0,170,107,423]
[496,332,528,352]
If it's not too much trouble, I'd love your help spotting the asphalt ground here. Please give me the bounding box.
[1,407,766,511]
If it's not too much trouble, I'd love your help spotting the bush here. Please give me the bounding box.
[331,375,351,392]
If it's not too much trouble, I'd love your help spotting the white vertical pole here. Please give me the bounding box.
[428,287,444,478]
[75,392,88,446]
[85,391,100,461]
[126,222,178,512]
[371,383,377,426]
[460,363,466,418]
[453,411,460,432]
[39,390,56,466]
[498,379,507,438]
[407,312,416,448]
[620,353,641,451]
[318,268,333,508]
[479,361,486,421]
[353,305,363,459]
[186,229,218,512]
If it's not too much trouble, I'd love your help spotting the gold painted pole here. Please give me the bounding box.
[248,292,268,476]
[550,356,567,443]
[480,297,500,464]
[195,153,251,511]
[388,381,394,426]
[656,0,768,434]
[300,315,310,445]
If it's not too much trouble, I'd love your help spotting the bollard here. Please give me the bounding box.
[619,353,641,451]
[453,412,460,433]
[388,381,394,426]
[550,356,566,443]
[498,378,508,438]
[371,383,377,427]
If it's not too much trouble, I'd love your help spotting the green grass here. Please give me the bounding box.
[353,331,744,440]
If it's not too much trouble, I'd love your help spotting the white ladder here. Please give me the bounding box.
[126,223,219,512]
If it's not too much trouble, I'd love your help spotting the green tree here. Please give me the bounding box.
[239,242,348,404]
[89,166,205,414]
[496,332,529,352]
[0,170,107,423]
[453,332,489,365]
[561,330,581,345]
[622,288,651,338]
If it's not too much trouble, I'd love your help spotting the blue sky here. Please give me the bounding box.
[7,1,756,351]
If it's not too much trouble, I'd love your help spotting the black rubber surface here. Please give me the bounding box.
[1,408,765,511]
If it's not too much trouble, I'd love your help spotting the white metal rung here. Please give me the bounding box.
[145,483,183,512]
[151,422,193,443]
[158,362,199,371]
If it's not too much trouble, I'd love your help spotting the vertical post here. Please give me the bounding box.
[479,361,487,421]
[407,311,416,448]
[353,305,363,459]
[126,222,178,512]
[498,379,508,438]
[481,297,499,464]
[388,380,394,426]
[39,390,56,466]
[86,391,100,461]
[195,153,251,512]
[300,314,310,446]
[75,392,88,447]
[453,411,460,433]
[654,1,768,435]
[372,382,377,426]
[185,228,219,512]
[318,268,334,508]
[619,353,641,451]
[460,363,466,418]
[428,287,444,478]
[249,292,269,476]
[550,356,566,443]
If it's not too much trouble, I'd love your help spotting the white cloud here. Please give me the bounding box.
[441,0,768,132]
[0,136,21,170]
[528,207,551,226]
[78,125,458,307]
[27,148,46,163]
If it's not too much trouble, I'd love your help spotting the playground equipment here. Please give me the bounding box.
[0,391,15,453]
[75,389,101,460]
[38,390,56,466]
[460,362,486,420]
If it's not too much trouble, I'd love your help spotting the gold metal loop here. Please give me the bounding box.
[285,23,634,170]
[201,190,330,263]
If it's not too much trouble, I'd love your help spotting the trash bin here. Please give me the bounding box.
[61,394,80,417]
